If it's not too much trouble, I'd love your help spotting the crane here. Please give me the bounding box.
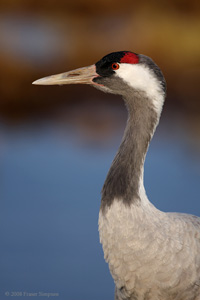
[33,51,200,300]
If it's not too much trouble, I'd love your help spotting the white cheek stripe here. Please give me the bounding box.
[116,64,164,114]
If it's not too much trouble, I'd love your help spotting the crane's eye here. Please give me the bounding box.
[111,63,119,70]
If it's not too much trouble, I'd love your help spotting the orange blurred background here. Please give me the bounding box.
[0,0,200,125]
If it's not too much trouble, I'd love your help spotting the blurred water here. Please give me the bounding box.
[0,115,200,300]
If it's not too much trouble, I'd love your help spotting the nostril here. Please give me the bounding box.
[69,73,80,77]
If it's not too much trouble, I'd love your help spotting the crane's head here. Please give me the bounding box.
[33,51,166,114]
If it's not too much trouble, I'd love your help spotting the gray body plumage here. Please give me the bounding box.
[99,202,200,300]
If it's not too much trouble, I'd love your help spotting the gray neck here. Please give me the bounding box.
[101,91,160,211]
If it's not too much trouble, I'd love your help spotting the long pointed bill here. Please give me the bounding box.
[32,65,98,86]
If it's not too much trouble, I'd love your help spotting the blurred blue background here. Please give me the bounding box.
[0,1,200,299]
